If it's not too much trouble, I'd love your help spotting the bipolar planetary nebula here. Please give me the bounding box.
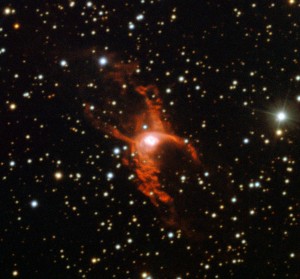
[83,58,224,241]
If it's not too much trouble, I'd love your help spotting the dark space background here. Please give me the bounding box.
[0,0,299,278]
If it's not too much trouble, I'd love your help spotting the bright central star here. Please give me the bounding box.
[144,135,159,146]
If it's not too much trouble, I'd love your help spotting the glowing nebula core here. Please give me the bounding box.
[143,134,159,147]
[136,132,164,154]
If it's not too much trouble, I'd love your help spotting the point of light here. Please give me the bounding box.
[106,172,114,180]
[86,1,93,7]
[113,147,121,154]
[136,14,144,21]
[144,135,159,146]
[9,103,17,110]
[4,7,12,15]
[243,138,249,144]
[276,111,287,122]
[276,129,283,136]
[255,181,261,187]
[178,76,185,82]
[290,253,295,258]
[98,56,108,66]
[54,171,63,180]
[142,273,152,279]
[23,92,30,98]
[91,257,99,264]
[60,60,68,67]
[168,232,174,238]
[128,22,135,29]
[30,200,39,208]
[13,23,20,30]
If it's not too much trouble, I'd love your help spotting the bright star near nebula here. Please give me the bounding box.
[276,111,287,122]
[98,56,108,66]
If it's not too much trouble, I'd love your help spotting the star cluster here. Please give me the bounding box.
[1,1,300,278]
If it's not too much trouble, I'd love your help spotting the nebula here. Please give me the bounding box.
[84,60,203,237]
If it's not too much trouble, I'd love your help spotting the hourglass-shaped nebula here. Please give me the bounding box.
[84,61,201,235]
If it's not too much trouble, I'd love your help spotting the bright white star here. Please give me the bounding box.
[99,57,108,66]
[276,111,287,122]
[30,200,39,208]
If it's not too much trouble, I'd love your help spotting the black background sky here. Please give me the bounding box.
[0,0,300,278]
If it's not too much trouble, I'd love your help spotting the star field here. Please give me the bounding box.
[1,1,300,278]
